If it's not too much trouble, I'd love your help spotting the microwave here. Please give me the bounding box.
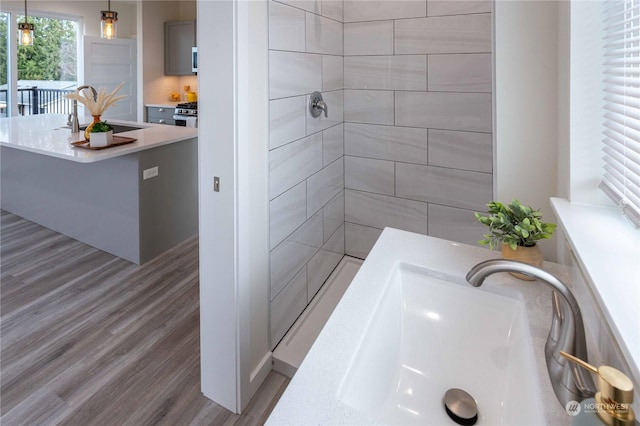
[192,47,198,73]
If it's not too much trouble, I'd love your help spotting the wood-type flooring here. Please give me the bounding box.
[0,210,289,425]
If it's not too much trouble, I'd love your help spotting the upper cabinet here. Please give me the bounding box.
[164,20,196,76]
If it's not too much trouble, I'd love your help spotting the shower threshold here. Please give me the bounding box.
[272,256,363,378]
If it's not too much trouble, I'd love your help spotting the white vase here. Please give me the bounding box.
[91,130,113,147]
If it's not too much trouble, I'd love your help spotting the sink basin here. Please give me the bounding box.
[61,124,144,134]
[108,124,144,134]
[337,262,544,425]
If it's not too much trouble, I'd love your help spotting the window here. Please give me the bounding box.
[16,15,77,82]
[0,8,78,117]
[1,12,8,117]
[601,0,640,226]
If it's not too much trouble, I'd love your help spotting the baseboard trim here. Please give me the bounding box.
[249,351,273,396]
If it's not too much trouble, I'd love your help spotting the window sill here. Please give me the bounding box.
[550,197,640,381]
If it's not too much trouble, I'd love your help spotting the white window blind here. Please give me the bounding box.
[602,0,640,227]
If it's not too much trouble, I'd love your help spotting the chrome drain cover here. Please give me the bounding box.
[443,388,478,425]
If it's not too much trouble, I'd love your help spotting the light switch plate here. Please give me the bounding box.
[143,166,159,180]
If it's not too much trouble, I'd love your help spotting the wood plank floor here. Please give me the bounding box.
[0,211,289,425]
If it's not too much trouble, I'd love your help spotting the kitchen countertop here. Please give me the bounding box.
[0,114,197,163]
[266,228,571,425]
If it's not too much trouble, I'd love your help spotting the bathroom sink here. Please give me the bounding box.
[266,229,565,426]
[337,262,544,425]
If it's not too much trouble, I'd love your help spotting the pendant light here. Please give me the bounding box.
[101,0,118,40]
[18,0,34,46]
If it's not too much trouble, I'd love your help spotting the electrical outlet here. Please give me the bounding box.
[143,166,159,180]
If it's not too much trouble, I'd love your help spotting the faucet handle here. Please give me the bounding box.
[309,91,328,118]
[560,351,635,425]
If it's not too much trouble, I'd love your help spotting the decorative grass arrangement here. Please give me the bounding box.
[65,82,126,116]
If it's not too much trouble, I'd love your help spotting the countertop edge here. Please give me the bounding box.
[0,133,198,163]
[0,114,198,163]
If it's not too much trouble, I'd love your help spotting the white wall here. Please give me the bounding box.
[494,0,559,261]
[557,0,570,200]
[565,1,611,207]
[198,0,271,413]
[238,0,271,405]
[198,1,237,411]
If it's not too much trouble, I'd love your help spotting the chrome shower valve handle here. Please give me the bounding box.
[309,91,328,118]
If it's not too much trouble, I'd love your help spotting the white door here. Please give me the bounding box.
[83,36,137,120]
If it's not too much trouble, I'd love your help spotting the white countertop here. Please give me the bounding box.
[267,228,570,425]
[0,114,197,163]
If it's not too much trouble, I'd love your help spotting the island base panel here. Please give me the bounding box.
[1,147,140,263]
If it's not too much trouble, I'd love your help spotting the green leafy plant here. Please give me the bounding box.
[90,121,113,133]
[475,199,556,250]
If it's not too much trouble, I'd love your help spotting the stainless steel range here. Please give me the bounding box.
[173,102,197,127]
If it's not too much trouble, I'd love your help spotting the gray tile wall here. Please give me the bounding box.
[268,0,495,348]
[343,0,493,258]
[268,0,345,349]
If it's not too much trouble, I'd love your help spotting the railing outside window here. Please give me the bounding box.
[3,87,74,116]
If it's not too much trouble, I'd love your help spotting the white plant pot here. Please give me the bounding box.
[91,130,113,147]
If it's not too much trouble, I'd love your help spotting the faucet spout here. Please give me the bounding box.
[77,85,98,100]
[466,259,597,407]
[70,85,97,133]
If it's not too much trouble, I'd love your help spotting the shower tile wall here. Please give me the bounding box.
[343,0,493,257]
[268,0,495,348]
[268,0,345,349]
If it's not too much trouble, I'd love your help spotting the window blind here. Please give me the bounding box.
[601,0,640,227]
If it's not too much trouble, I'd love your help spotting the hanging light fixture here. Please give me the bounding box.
[18,0,34,46]
[101,0,118,40]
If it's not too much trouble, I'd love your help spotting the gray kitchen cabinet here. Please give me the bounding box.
[164,20,196,76]
[147,106,175,125]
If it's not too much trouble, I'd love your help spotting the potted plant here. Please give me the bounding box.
[475,199,556,280]
[89,121,114,147]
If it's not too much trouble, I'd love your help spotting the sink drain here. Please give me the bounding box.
[443,388,478,425]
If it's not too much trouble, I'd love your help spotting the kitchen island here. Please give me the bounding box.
[1,114,198,264]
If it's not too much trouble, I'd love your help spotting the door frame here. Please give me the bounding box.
[197,0,270,413]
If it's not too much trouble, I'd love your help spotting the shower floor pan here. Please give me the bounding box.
[272,256,363,378]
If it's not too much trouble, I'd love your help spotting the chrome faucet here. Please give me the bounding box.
[68,85,97,133]
[466,259,597,407]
